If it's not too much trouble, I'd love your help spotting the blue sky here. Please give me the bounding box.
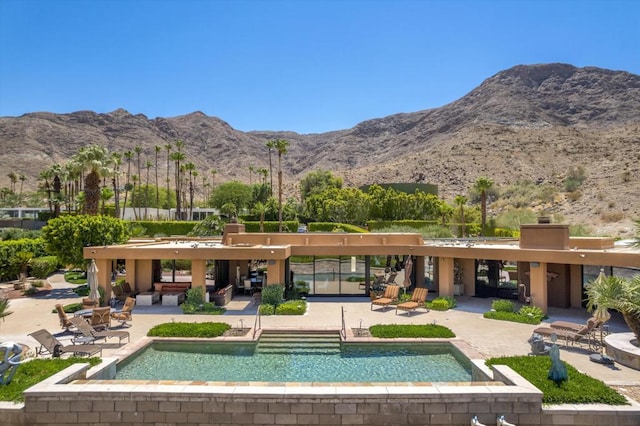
[1,0,639,134]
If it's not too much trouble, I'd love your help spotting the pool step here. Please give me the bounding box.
[258,331,341,355]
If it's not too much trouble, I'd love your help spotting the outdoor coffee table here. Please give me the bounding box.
[162,292,185,306]
[136,291,160,306]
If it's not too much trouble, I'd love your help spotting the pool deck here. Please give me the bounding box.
[3,273,640,388]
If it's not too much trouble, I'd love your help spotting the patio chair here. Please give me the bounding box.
[90,306,111,331]
[385,271,398,286]
[371,284,400,311]
[28,329,102,358]
[122,282,139,297]
[111,283,127,302]
[69,317,130,346]
[82,298,98,310]
[111,296,135,327]
[395,287,429,316]
[55,303,76,332]
[238,279,253,295]
[550,317,602,334]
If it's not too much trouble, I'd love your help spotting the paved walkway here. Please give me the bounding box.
[2,273,639,386]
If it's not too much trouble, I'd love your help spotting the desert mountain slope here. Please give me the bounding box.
[0,63,638,236]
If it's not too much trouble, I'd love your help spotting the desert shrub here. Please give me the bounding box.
[569,224,593,237]
[147,322,230,337]
[259,304,275,315]
[181,302,225,315]
[275,300,307,315]
[30,280,44,288]
[518,305,545,321]
[563,166,586,192]
[486,356,627,405]
[491,299,515,313]
[185,287,205,306]
[369,324,455,338]
[483,311,541,324]
[261,284,284,307]
[23,286,39,295]
[30,256,60,278]
[428,297,456,311]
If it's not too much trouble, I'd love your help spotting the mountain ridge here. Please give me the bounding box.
[1,63,638,236]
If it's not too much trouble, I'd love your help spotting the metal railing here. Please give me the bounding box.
[253,305,261,339]
[340,306,346,339]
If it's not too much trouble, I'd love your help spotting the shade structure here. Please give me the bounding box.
[88,259,100,302]
[402,255,413,290]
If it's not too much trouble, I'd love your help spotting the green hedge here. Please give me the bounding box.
[129,221,196,237]
[483,311,542,324]
[486,356,627,405]
[0,238,48,281]
[242,221,299,233]
[275,300,307,315]
[308,222,368,233]
[147,322,230,337]
[367,220,439,231]
[369,324,455,338]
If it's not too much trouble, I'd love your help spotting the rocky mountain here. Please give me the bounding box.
[1,63,639,236]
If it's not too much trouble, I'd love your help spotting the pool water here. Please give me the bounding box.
[116,341,473,382]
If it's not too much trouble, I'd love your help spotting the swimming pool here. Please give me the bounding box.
[116,341,473,382]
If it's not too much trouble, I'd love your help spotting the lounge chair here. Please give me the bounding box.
[55,303,76,332]
[395,287,428,316]
[69,317,130,346]
[111,297,135,327]
[28,329,102,358]
[550,317,602,334]
[90,306,111,330]
[533,317,599,350]
[371,284,400,311]
[385,271,398,286]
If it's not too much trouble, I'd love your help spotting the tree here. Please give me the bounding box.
[18,174,26,205]
[171,140,186,219]
[164,142,172,214]
[74,145,112,215]
[145,160,152,219]
[253,201,266,232]
[154,145,161,219]
[41,215,130,268]
[134,145,143,219]
[585,273,640,341]
[454,195,468,237]
[299,170,343,203]
[270,139,290,232]
[111,152,122,219]
[473,176,494,235]
[209,181,252,216]
[122,151,133,219]
[265,140,275,197]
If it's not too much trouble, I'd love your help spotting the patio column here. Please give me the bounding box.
[266,260,285,286]
[438,257,455,297]
[569,264,583,308]
[529,261,548,313]
[125,259,137,292]
[191,259,206,290]
[95,258,112,300]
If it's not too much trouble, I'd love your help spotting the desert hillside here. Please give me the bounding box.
[0,63,638,236]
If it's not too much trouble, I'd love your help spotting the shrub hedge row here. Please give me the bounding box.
[147,322,231,337]
[0,238,48,281]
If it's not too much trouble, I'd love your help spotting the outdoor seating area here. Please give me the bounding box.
[111,296,136,327]
[69,317,130,346]
[28,329,102,358]
[533,317,601,351]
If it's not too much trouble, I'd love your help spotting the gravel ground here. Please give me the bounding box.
[612,386,640,404]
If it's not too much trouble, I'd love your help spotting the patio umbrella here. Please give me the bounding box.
[87,259,100,303]
[402,255,413,293]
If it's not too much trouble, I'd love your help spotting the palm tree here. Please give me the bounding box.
[164,142,172,212]
[171,140,186,219]
[110,152,122,219]
[210,169,217,190]
[145,160,152,219]
[253,201,266,232]
[38,168,54,214]
[18,174,26,205]
[74,145,112,215]
[273,139,290,232]
[184,162,196,220]
[473,176,494,235]
[123,151,133,219]
[585,272,640,341]
[154,145,161,219]
[454,195,467,237]
[134,145,143,219]
[7,172,17,193]
[265,140,276,197]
